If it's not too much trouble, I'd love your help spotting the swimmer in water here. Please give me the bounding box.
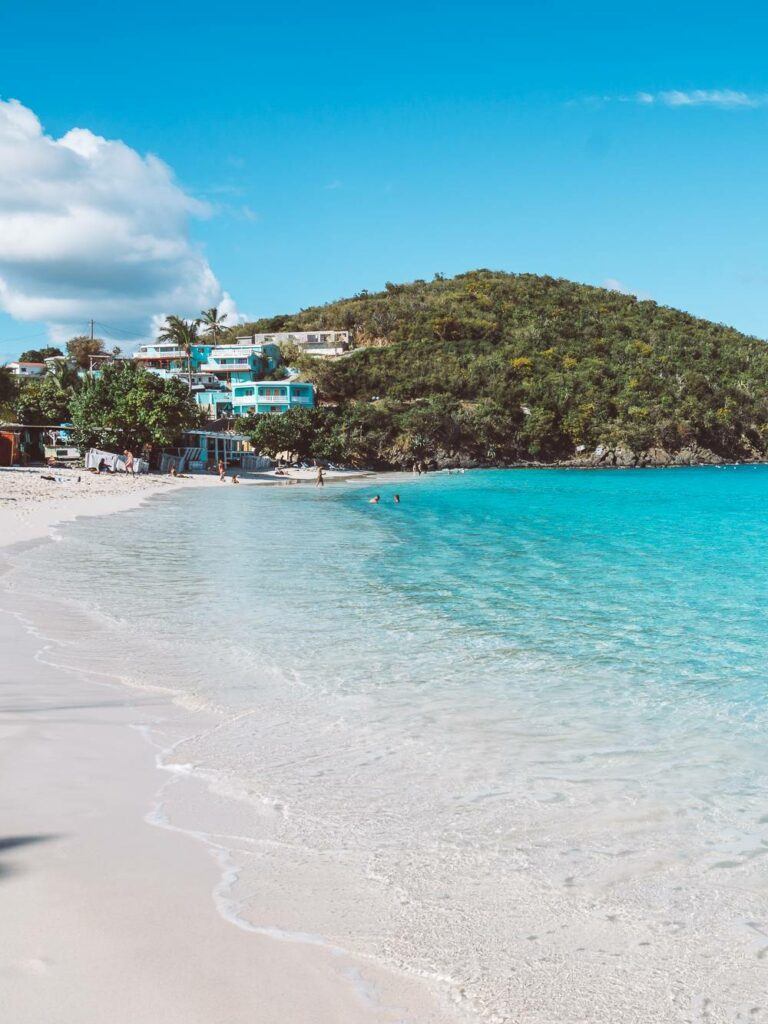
[369,495,380,504]
[393,494,400,503]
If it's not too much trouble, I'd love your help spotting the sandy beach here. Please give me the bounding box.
[0,469,456,1024]
[0,464,373,545]
[0,466,214,546]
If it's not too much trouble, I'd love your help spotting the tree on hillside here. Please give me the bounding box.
[70,361,202,451]
[67,335,107,370]
[199,307,228,342]
[18,346,63,362]
[158,315,199,389]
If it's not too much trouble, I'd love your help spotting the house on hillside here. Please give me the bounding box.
[6,361,46,378]
[133,340,280,380]
[230,381,315,416]
[235,331,350,358]
[132,341,210,373]
[198,343,280,384]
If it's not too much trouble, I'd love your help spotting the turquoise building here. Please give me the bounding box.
[194,390,234,419]
[133,341,280,380]
[230,381,315,416]
[134,339,313,420]
[197,344,280,383]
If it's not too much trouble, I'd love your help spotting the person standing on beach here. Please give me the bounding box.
[218,459,226,481]
[124,450,135,476]
[316,466,325,487]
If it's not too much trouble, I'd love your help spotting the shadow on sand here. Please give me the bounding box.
[0,834,61,880]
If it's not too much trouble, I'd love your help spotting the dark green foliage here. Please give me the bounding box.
[70,362,201,451]
[14,363,82,424]
[237,271,768,466]
[0,365,16,418]
[18,346,62,362]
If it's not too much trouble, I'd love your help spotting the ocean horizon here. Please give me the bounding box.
[5,466,768,1021]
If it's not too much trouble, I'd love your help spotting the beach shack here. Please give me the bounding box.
[0,428,20,465]
[178,429,254,470]
[0,423,77,465]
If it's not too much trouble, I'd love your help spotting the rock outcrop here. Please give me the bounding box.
[587,443,727,468]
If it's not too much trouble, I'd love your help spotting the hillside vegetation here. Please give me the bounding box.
[236,270,768,467]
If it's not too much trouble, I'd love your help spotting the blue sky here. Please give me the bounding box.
[1,0,767,359]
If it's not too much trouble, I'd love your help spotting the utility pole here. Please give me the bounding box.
[89,319,94,341]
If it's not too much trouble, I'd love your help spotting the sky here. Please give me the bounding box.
[1,0,767,360]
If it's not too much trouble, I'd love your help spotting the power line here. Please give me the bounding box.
[94,321,149,340]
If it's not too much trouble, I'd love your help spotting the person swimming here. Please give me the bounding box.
[393,494,400,503]
[369,495,380,504]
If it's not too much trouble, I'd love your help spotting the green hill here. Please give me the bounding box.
[235,270,768,468]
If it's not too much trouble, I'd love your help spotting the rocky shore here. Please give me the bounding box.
[420,442,760,472]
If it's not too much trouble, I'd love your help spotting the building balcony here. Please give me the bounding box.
[200,361,254,373]
[135,350,188,361]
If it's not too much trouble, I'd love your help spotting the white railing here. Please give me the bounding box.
[135,349,186,360]
[200,361,252,373]
[252,392,290,403]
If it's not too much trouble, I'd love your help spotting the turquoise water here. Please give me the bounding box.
[6,467,768,1021]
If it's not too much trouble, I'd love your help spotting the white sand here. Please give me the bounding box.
[0,470,457,1024]
[0,466,223,547]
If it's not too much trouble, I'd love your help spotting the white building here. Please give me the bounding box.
[235,331,350,358]
[6,361,46,378]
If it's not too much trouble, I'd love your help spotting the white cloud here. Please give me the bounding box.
[0,98,239,345]
[217,291,247,325]
[633,89,767,109]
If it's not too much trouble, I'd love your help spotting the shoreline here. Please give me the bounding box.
[0,466,216,548]
[0,479,460,1024]
[0,464,381,549]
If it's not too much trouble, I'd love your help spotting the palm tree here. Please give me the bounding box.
[199,307,229,342]
[158,315,200,389]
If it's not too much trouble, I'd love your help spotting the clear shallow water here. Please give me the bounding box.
[6,468,768,1022]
